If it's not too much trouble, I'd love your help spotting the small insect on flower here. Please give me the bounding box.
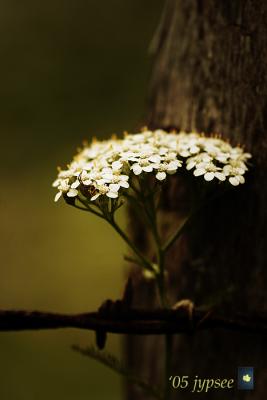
[87,185,99,199]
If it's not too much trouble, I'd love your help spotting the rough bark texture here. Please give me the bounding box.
[126,1,267,399]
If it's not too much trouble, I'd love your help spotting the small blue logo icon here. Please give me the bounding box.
[238,367,254,390]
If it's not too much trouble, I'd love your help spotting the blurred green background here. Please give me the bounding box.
[0,1,163,399]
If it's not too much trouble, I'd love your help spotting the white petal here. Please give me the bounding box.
[119,175,129,181]
[83,179,92,185]
[54,191,62,202]
[149,154,161,163]
[102,167,112,174]
[215,172,226,181]
[112,161,123,170]
[151,163,160,170]
[156,171,166,181]
[67,189,78,197]
[96,179,107,185]
[245,152,252,158]
[159,148,167,155]
[71,180,80,189]
[167,169,177,175]
[186,161,195,170]
[167,161,179,170]
[52,179,60,187]
[217,155,228,163]
[109,183,120,192]
[107,191,118,198]
[167,161,176,169]
[223,165,231,175]
[194,168,205,176]
[80,170,88,179]
[91,193,100,201]
[197,161,209,169]
[190,145,200,154]
[102,173,114,181]
[132,164,142,175]
[202,154,212,162]
[127,156,139,162]
[120,181,129,188]
[179,150,190,157]
[143,165,153,172]
[238,175,245,184]
[204,172,215,181]
[229,176,239,186]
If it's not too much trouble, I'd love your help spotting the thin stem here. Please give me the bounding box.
[124,255,145,269]
[69,201,104,219]
[123,193,150,225]
[73,195,154,272]
[163,216,190,253]
[126,188,162,250]
[77,198,105,219]
[108,216,154,272]
[163,187,228,253]
[70,203,91,212]
[146,192,162,249]
[156,249,168,308]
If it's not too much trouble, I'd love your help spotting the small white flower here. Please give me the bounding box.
[119,151,139,163]
[223,164,246,186]
[101,169,130,190]
[53,179,71,202]
[177,133,201,157]
[131,159,154,175]
[224,160,247,175]
[156,171,166,181]
[186,153,212,170]
[154,160,182,181]
[90,183,120,201]
[52,179,61,188]
[193,162,226,182]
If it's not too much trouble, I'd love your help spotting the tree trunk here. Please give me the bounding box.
[126,0,267,399]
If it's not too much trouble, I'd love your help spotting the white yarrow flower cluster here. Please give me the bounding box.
[53,129,251,202]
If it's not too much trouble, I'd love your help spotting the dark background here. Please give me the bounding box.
[0,1,163,399]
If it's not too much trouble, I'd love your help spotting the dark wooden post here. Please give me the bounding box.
[126,1,267,398]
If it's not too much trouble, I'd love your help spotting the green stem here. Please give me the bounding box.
[123,254,148,270]
[146,194,162,249]
[77,197,105,219]
[75,195,154,272]
[108,216,154,272]
[69,201,104,219]
[163,216,190,253]
[163,187,231,253]
[70,204,90,212]
[156,249,168,308]
[126,188,162,250]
